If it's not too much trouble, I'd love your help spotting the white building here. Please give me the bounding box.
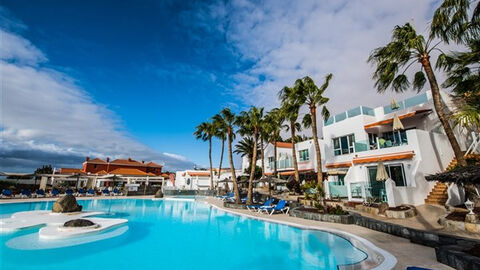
[174,168,243,190]
[244,90,476,207]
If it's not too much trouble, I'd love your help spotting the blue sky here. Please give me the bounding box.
[0,0,440,172]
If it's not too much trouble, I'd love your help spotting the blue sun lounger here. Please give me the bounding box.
[20,189,32,198]
[259,200,289,215]
[87,189,95,196]
[0,189,13,198]
[65,189,74,196]
[102,188,110,196]
[51,188,60,197]
[77,188,87,196]
[35,189,46,198]
[247,198,274,212]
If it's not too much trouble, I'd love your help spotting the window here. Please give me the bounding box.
[333,134,355,156]
[381,130,408,147]
[298,149,309,161]
[367,164,406,187]
[268,156,274,168]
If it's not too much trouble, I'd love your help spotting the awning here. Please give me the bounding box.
[326,169,347,175]
[364,109,431,129]
[325,162,352,169]
[353,151,415,164]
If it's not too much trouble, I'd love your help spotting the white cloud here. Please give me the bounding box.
[0,28,194,172]
[163,152,188,162]
[195,0,442,119]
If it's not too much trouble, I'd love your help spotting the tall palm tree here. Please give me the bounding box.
[295,75,333,185]
[263,108,286,178]
[279,86,302,181]
[236,106,264,205]
[220,108,241,203]
[368,23,467,167]
[431,1,480,133]
[194,121,216,189]
[234,136,260,165]
[213,113,227,185]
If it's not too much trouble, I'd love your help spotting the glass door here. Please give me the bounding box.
[367,167,386,202]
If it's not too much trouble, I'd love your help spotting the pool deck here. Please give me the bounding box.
[0,196,453,270]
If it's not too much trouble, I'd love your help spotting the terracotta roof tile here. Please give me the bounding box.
[60,168,85,174]
[109,168,155,176]
[146,161,162,168]
[110,158,143,166]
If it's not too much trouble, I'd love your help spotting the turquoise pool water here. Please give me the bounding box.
[0,199,367,270]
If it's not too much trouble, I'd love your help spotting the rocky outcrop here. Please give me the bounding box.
[64,219,95,227]
[52,195,82,213]
[154,189,164,198]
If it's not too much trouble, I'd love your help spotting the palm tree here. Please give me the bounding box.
[234,136,260,166]
[279,86,302,181]
[236,106,264,205]
[219,108,241,203]
[430,0,479,44]
[263,108,286,178]
[368,23,467,167]
[194,121,215,189]
[431,1,480,134]
[213,113,227,185]
[295,75,332,185]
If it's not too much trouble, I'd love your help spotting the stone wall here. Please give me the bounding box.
[289,208,355,224]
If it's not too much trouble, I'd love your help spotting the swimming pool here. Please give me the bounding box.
[1,199,369,270]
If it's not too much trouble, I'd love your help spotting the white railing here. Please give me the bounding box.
[465,132,480,155]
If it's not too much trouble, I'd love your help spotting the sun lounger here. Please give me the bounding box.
[102,189,110,196]
[20,189,32,198]
[113,188,123,196]
[221,193,234,201]
[35,189,46,198]
[0,189,13,199]
[87,189,95,196]
[247,198,274,212]
[216,192,233,200]
[65,189,74,196]
[259,200,289,216]
[77,188,87,197]
[50,188,60,197]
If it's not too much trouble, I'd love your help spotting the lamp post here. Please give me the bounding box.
[465,199,477,224]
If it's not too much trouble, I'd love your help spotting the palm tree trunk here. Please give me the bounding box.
[421,56,467,167]
[217,138,225,181]
[247,129,258,205]
[310,105,324,186]
[228,129,240,203]
[209,137,213,190]
[260,134,265,178]
[290,121,300,182]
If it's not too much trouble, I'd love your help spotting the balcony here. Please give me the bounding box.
[354,131,408,153]
[324,106,375,126]
[269,158,294,170]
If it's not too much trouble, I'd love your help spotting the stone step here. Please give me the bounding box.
[425,198,447,204]
[430,190,447,195]
[427,194,448,200]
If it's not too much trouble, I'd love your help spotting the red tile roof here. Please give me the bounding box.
[60,168,85,174]
[146,161,162,168]
[110,158,143,166]
[352,151,415,164]
[184,171,211,177]
[109,168,156,176]
[85,158,107,164]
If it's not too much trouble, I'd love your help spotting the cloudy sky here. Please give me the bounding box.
[0,0,444,172]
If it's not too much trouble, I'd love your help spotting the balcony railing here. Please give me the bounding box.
[354,134,408,153]
[269,158,294,170]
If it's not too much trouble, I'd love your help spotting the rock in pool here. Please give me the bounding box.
[64,219,95,227]
[52,195,83,213]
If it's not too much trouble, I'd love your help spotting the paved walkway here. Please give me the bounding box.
[205,198,452,270]
[350,204,480,240]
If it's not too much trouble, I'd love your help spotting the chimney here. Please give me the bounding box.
[86,156,90,161]
[142,160,145,164]
[128,157,132,162]
[106,157,110,162]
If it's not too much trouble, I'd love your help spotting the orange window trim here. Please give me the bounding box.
[325,162,352,168]
[353,151,414,164]
[364,112,416,129]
